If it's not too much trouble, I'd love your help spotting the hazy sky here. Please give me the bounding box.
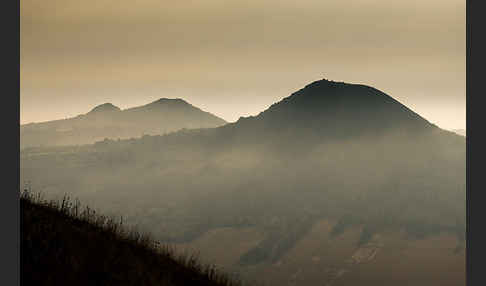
[21,0,465,129]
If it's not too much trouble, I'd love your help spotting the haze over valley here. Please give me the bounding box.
[21,79,465,286]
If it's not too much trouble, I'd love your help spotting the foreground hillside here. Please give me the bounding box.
[20,98,227,149]
[20,190,243,286]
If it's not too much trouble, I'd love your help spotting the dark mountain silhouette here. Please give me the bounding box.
[20,98,227,149]
[219,80,434,140]
[20,79,465,286]
[236,79,435,135]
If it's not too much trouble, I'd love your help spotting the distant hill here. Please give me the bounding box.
[20,79,465,286]
[215,79,447,150]
[236,79,435,135]
[452,129,466,137]
[20,98,227,149]
[20,190,244,286]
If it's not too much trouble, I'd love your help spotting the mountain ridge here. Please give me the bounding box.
[20,98,227,148]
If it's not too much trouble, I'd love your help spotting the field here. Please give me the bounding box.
[176,219,465,286]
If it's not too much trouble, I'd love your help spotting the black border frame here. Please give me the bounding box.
[465,0,476,285]
[5,0,20,285]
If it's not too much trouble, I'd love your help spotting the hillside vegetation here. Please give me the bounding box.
[20,190,245,286]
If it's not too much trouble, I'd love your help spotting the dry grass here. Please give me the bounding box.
[20,189,248,286]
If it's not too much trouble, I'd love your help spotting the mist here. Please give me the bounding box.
[20,81,465,285]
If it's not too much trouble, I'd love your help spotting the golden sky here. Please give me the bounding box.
[21,0,465,129]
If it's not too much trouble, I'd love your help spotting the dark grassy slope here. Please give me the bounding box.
[20,79,465,266]
[20,191,243,286]
[20,98,227,149]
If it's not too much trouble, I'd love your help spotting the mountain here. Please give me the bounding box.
[20,79,465,286]
[21,190,243,286]
[452,129,466,137]
[236,79,435,135]
[20,98,227,149]
[214,79,447,148]
[87,102,121,114]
